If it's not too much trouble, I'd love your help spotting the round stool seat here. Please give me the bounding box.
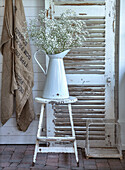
[35,96,77,104]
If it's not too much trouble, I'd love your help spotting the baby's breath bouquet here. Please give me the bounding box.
[26,9,88,55]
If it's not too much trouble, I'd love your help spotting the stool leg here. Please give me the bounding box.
[37,104,45,138]
[32,140,39,166]
[32,103,45,166]
[68,104,79,165]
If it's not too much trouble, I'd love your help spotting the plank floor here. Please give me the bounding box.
[0,145,125,170]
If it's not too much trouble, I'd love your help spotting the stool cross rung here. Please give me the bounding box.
[38,147,75,153]
[37,136,75,142]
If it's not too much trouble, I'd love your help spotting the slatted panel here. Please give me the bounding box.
[53,0,106,74]
[54,85,105,140]
[63,16,105,74]
[51,0,116,146]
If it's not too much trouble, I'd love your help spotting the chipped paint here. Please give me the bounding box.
[79,13,87,15]
[113,20,115,32]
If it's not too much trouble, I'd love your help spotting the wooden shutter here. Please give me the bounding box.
[46,0,116,147]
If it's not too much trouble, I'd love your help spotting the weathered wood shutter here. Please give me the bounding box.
[46,0,116,147]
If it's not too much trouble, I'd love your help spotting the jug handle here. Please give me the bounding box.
[34,50,47,75]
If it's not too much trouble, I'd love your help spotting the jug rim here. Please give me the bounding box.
[48,49,70,59]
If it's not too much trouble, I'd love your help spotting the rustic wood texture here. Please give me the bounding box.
[48,0,116,148]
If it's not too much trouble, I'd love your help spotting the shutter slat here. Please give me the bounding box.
[54,114,105,118]
[55,131,105,136]
[67,54,105,56]
[68,47,105,51]
[82,44,105,47]
[54,1,105,6]
[65,62,105,65]
[65,66,105,69]
[74,96,105,100]
[54,109,105,113]
[55,126,105,131]
[65,56,105,59]
[87,25,105,29]
[87,29,105,33]
[55,105,105,109]
[86,38,105,42]
[55,16,105,19]
[65,71,105,74]
[69,92,105,96]
[86,20,105,25]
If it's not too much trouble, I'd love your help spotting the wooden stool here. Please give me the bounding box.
[32,96,79,166]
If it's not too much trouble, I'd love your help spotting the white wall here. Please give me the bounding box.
[119,0,125,149]
[0,0,46,144]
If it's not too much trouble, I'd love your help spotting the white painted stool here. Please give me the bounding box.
[32,96,79,166]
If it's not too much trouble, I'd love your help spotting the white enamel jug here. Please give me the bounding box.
[34,49,70,99]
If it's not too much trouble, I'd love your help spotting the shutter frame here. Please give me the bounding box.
[46,0,116,147]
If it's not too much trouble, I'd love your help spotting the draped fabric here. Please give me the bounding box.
[0,0,34,131]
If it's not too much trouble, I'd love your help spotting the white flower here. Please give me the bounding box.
[24,9,88,54]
